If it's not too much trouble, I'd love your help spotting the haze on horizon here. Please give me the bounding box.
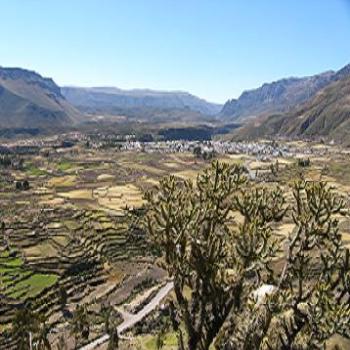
[1,0,350,103]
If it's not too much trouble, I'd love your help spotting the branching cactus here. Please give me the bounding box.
[144,162,350,350]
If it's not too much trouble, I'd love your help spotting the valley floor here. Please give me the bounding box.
[1,135,349,349]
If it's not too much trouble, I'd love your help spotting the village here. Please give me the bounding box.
[0,131,339,160]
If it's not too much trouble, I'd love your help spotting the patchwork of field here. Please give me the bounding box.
[0,141,349,349]
[11,151,212,212]
[0,147,211,348]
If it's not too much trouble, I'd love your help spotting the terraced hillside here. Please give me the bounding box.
[0,140,213,349]
[1,136,350,349]
[0,204,152,348]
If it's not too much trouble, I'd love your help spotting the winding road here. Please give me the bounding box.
[79,281,174,350]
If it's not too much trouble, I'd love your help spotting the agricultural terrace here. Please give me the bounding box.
[0,138,349,349]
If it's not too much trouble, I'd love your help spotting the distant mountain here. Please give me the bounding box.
[0,67,82,130]
[62,86,222,116]
[234,74,350,145]
[220,63,350,121]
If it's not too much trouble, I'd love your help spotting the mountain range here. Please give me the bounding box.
[0,67,221,134]
[220,63,350,121]
[0,67,82,130]
[61,86,222,117]
[0,64,349,142]
[236,73,350,144]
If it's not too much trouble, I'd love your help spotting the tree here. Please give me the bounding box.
[270,160,279,177]
[22,180,30,191]
[156,329,165,350]
[12,304,40,350]
[15,180,30,191]
[58,285,68,310]
[12,306,52,350]
[101,303,120,349]
[106,317,119,350]
[156,318,171,350]
[34,315,51,350]
[298,158,311,167]
[0,221,5,249]
[193,146,202,158]
[144,161,350,350]
[70,305,90,348]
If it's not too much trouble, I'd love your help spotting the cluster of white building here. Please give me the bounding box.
[119,140,319,158]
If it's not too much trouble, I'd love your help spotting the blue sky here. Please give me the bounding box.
[0,0,350,103]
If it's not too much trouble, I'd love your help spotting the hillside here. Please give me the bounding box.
[234,75,350,144]
[0,67,82,130]
[220,63,350,121]
[62,86,222,116]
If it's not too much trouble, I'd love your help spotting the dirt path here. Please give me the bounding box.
[79,281,174,350]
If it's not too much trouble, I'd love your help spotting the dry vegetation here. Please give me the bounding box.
[0,139,349,349]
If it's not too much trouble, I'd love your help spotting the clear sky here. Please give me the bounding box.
[0,0,350,103]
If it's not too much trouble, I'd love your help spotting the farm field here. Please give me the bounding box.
[0,137,349,349]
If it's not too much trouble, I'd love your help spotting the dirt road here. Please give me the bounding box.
[79,281,174,350]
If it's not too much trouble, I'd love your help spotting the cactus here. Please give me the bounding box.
[144,161,350,350]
